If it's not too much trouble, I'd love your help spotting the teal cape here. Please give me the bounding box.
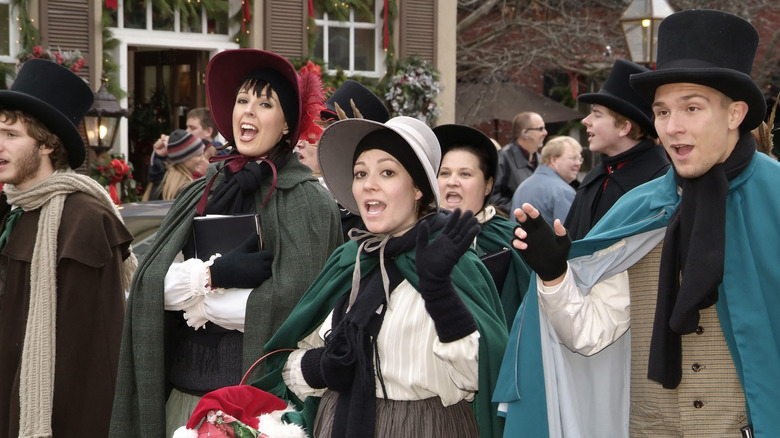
[255,213,510,438]
[477,215,533,329]
[494,151,780,437]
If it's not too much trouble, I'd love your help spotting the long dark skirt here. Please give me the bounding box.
[313,390,479,437]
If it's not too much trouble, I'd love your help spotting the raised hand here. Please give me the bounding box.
[415,208,481,283]
[513,203,570,282]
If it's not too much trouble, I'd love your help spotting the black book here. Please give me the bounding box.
[479,247,512,292]
[182,214,263,261]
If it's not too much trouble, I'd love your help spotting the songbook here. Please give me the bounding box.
[479,247,512,292]
[182,214,263,262]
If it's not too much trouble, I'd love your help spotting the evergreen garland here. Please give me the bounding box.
[11,0,39,51]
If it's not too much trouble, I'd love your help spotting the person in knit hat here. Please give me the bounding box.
[0,59,136,437]
[143,129,207,201]
[497,9,780,436]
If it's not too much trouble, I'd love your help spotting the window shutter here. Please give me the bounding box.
[264,0,307,58]
[39,0,92,79]
[399,0,436,63]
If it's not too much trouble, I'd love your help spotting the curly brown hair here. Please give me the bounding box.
[0,108,68,169]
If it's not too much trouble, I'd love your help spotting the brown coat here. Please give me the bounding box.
[0,192,133,438]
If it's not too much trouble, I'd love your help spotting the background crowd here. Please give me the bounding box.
[0,7,779,438]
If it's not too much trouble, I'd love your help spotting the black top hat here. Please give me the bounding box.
[630,9,766,130]
[321,80,390,123]
[433,124,498,180]
[206,49,301,144]
[579,59,656,137]
[0,59,94,169]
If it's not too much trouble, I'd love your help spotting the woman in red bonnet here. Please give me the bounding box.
[110,49,343,437]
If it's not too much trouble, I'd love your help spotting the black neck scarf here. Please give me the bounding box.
[324,213,445,438]
[648,134,756,388]
[197,151,288,215]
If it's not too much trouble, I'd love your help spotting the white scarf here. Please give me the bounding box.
[4,170,137,438]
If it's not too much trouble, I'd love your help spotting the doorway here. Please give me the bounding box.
[129,48,210,185]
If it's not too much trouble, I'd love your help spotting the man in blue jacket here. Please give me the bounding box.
[496,9,780,437]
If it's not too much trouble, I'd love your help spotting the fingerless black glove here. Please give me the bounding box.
[415,210,480,342]
[514,213,571,282]
[210,236,272,289]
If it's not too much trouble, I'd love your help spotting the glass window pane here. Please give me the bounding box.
[313,26,324,60]
[182,6,203,33]
[354,28,375,71]
[355,0,375,23]
[124,2,147,29]
[0,4,9,57]
[152,5,174,31]
[328,27,350,70]
[207,8,229,34]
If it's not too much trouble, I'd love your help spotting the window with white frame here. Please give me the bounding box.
[108,0,230,36]
[0,0,14,63]
[313,1,385,78]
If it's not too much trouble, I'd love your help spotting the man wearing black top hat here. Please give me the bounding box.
[0,59,136,437]
[564,59,670,240]
[498,9,780,437]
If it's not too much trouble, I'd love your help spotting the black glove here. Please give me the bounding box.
[210,236,272,289]
[415,209,480,342]
[300,347,327,389]
[300,333,357,392]
[513,213,571,282]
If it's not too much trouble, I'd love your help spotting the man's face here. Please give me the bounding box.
[652,83,744,178]
[186,117,214,142]
[582,104,624,156]
[520,114,547,153]
[0,117,50,189]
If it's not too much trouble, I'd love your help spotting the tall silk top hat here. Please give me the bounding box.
[321,79,390,123]
[318,116,441,214]
[206,49,302,145]
[630,9,766,131]
[579,59,656,137]
[0,58,94,169]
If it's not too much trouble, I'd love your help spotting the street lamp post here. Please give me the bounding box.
[84,75,127,157]
[620,0,675,66]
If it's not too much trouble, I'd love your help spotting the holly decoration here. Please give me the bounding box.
[90,153,141,204]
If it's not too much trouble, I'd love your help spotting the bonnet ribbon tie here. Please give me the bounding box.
[196,154,278,215]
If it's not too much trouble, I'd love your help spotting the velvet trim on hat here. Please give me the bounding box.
[629,9,766,130]
[206,49,302,144]
[579,59,656,137]
[0,59,94,169]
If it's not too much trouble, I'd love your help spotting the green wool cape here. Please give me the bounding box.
[110,158,343,437]
[476,216,532,329]
[254,217,509,438]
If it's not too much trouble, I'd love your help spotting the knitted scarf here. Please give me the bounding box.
[4,170,138,438]
[648,135,755,389]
